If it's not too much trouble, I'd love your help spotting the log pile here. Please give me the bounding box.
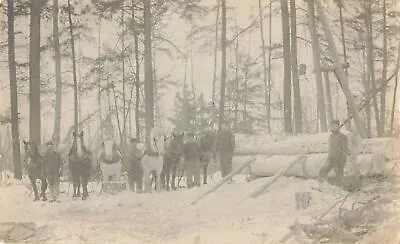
[232,134,400,178]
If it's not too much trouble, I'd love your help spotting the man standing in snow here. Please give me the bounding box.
[215,121,235,178]
[126,138,144,192]
[43,141,63,202]
[183,132,202,188]
[318,119,349,187]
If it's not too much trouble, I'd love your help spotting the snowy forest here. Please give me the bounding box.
[0,0,398,180]
[0,0,398,177]
[0,0,400,243]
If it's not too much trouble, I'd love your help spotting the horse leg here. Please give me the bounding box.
[76,176,81,197]
[156,171,162,193]
[81,174,89,200]
[165,166,171,191]
[171,164,178,191]
[203,162,208,185]
[160,163,167,190]
[29,176,40,201]
[41,177,48,201]
[143,171,151,193]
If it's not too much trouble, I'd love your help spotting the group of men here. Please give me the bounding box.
[124,120,236,191]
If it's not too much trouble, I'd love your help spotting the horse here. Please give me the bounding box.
[161,132,184,190]
[141,127,166,192]
[23,140,48,201]
[98,136,122,183]
[199,130,218,184]
[68,131,92,200]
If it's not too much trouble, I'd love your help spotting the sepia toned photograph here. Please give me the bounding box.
[0,0,399,243]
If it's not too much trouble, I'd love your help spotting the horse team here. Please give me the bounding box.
[22,122,235,201]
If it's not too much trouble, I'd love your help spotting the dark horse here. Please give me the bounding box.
[23,140,48,201]
[68,131,92,200]
[160,132,184,190]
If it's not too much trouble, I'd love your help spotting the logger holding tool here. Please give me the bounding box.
[318,119,349,189]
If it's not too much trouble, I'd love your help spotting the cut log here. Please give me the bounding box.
[249,155,307,198]
[191,157,257,205]
[235,137,400,160]
[232,152,394,178]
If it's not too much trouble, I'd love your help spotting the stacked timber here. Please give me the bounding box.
[232,134,400,178]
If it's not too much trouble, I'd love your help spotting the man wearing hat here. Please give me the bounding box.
[215,120,235,177]
[126,137,144,192]
[43,141,63,202]
[318,119,349,188]
[183,132,202,188]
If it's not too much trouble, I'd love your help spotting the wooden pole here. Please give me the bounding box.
[191,157,258,205]
[249,155,307,198]
[314,0,366,138]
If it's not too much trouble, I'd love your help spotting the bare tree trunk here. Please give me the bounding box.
[143,0,154,149]
[324,72,334,124]
[67,0,79,134]
[258,0,271,133]
[315,0,366,138]
[218,0,227,131]
[390,46,400,136]
[233,21,240,130]
[8,0,22,179]
[364,0,380,136]
[29,0,43,146]
[362,47,372,137]
[307,0,327,132]
[132,0,141,142]
[280,0,292,133]
[379,0,388,136]
[97,16,102,127]
[211,0,220,127]
[290,0,302,134]
[243,69,248,122]
[153,51,160,127]
[51,0,62,146]
[121,5,126,146]
[338,0,351,131]
[267,0,273,133]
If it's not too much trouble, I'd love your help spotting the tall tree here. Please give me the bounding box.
[267,0,273,133]
[307,0,327,132]
[290,0,302,134]
[379,0,388,136]
[280,0,292,133]
[258,0,270,133]
[29,0,43,146]
[390,46,400,135]
[67,0,79,134]
[52,0,62,146]
[8,0,22,180]
[132,0,141,141]
[337,0,351,131]
[324,72,334,123]
[143,0,154,148]
[315,0,366,138]
[218,0,227,131]
[364,0,380,136]
[211,0,220,126]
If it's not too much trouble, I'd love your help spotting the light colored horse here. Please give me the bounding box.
[98,136,122,182]
[142,127,166,192]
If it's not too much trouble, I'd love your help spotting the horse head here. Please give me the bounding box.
[149,127,166,156]
[170,132,184,158]
[23,140,41,163]
[102,136,118,161]
[72,131,85,158]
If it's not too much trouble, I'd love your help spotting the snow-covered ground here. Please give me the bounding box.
[0,133,399,243]
[0,173,374,244]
